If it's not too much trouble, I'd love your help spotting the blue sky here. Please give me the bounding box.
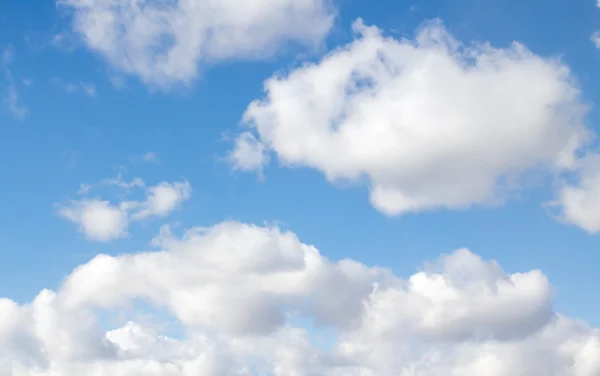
[1,1,600,374]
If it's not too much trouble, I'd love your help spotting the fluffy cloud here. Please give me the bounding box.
[230,19,591,216]
[2,45,29,119]
[1,221,599,375]
[56,175,191,241]
[57,0,335,87]
[555,154,600,233]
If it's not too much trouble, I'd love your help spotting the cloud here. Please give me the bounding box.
[592,31,600,49]
[2,45,29,119]
[50,31,78,52]
[1,221,599,375]
[129,152,160,165]
[49,77,97,97]
[57,199,131,242]
[56,174,191,242]
[230,19,591,216]
[228,132,270,172]
[57,0,335,88]
[554,153,600,233]
[592,3,600,48]
[5,84,29,119]
[131,181,192,220]
[142,152,159,163]
[1,45,14,66]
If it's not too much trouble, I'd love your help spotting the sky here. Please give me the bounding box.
[1,0,600,375]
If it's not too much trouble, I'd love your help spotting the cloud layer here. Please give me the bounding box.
[58,0,335,87]
[1,221,599,375]
[56,175,191,241]
[231,19,592,216]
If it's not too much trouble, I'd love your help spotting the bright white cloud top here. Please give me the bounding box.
[57,0,335,87]
[1,221,599,375]
[231,19,595,219]
[55,174,191,242]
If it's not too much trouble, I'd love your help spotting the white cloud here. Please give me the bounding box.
[230,19,591,216]
[2,46,29,120]
[57,199,130,242]
[591,31,600,49]
[555,154,600,233]
[131,181,192,220]
[56,175,191,242]
[228,132,270,172]
[57,0,335,88]
[129,152,160,165]
[592,3,600,48]
[50,77,97,97]
[51,32,79,52]
[1,45,13,66]
[5,84,29,119]
[142,152,159,163]
[109,75,127,90]
[1,221,599,375]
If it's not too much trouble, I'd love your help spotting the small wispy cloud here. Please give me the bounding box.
[109,75,127,90]
[50,32,78,52]
[2,45,14,66]
[5,84,29,119]
[2,45,29,120]
[592,3,600,48]
[592,31,600,49]
[50,77,97,97]
[129,151,160,165]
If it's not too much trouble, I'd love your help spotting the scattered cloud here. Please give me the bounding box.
[109,75,127,90]
[1,221,598,375]
[1,45,14,66]
[554,153,600,233]
[50,77,97,97]
[228,132,270,173]
[129,152,160,165]
[22,78,33,87]
[57,0,336,88]
[57,199,131,242]
[5,84,29,119]
[56,174,191,242]
[591,3,600,47]
[591,31,600,49]
[50,31,78,52]
[231,19,591,216]
[142,152,159,163]
[2,45,29,119]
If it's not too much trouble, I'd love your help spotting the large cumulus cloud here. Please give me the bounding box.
[230,19,594,220]
[1,221,598,375]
